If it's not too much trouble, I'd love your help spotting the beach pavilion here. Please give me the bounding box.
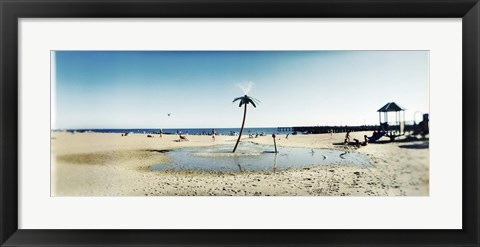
[377,102,405,140]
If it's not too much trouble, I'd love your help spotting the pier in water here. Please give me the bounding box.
[149,142,372,173]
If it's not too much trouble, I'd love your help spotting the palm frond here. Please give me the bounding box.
[232,97,244,103]
[248,98,257,108]
[249,97,261,104]
[232,95,260,108]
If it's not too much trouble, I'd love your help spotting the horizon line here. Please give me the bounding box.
[51,124,388,130]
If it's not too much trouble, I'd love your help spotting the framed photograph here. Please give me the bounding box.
[1,0,479,246]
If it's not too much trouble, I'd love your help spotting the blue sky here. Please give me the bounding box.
[52,51,429,129]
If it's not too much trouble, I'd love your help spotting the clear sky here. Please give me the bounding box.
[52,51,429,129]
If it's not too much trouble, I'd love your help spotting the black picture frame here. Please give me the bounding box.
[1,0,479,246]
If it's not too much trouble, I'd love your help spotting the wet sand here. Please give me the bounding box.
[51,131,429,196]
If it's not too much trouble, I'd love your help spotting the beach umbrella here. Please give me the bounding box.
[232,95,259,153]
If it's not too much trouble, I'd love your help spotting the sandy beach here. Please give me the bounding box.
[51,131,429,196]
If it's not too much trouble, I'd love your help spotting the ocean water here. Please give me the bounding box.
[57,127,286,135]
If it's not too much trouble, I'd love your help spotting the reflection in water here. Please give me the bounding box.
[339,151,349,159]
[272,153,277,174]
[149,142,371,173]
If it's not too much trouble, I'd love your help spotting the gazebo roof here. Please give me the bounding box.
[377,102,405,112]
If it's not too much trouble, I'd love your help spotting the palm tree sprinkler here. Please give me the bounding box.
[272,133,278,153]
[232,94,259,153]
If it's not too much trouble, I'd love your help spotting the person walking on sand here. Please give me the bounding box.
[159,129,163,138]
[344,130,351,143]
[211,129,216,142]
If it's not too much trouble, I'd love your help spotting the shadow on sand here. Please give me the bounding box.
[398,143,429,149]
[146,149,172,153]
[333,136,429,149]
[371,137,429,144]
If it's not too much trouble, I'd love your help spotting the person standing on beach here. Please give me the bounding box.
[159,129,163,138]
[211,129,216,142]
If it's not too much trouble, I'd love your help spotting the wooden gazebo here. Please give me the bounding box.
[377,102,405,140]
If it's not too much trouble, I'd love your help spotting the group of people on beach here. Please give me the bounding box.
[344,131,369,147]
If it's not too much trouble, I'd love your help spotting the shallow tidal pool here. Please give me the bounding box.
[148,142,372,173]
